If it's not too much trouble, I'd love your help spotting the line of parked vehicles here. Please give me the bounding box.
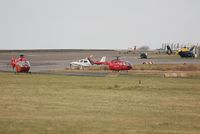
[10,54,133,73]
[10,45,198,73]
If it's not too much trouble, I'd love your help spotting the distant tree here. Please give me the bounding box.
[138,46,150,51]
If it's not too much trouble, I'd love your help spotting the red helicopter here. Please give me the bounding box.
[89,56,132,71]
[11,53,31,73]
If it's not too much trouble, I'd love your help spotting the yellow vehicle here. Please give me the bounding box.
[176,46,195,58]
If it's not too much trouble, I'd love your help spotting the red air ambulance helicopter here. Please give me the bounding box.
[89,56,132,71]
[11,53,31,73]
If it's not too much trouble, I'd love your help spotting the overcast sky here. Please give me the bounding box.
[0,0,200,50]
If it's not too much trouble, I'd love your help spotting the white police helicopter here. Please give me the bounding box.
[70,56,106,69]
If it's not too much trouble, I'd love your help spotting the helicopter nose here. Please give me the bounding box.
[125,62,132,70]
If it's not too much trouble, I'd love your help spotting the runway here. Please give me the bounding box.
[0,50,200,74]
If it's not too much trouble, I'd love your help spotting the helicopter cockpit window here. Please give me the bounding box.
[125,62,131,66]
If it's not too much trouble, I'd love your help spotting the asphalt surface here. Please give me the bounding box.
[1,50,200,76]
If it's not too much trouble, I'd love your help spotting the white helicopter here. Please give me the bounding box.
[70,56,106,69]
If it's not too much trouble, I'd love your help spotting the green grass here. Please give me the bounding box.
[0,72,200,134]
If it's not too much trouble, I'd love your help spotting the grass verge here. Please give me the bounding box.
[0,72,200,134]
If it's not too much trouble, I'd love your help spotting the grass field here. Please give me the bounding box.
[0,72,200,134]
